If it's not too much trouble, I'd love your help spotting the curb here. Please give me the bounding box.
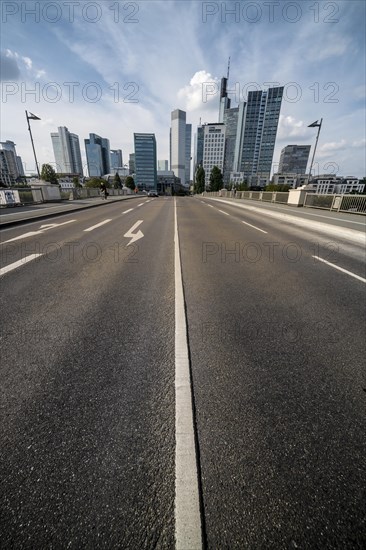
[0,196,141,229]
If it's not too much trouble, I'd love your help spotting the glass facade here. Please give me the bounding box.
[85,134,111,177]
[134,133,157,190]
[239,87,283,179]
[279,145,311,174]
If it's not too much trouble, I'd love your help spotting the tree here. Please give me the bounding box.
[125,176,135,190]
[40,164,58,185]
[73,176,82,188]
[194,165,205,194]
[237,180,248,191]
[209,166,223,192]
[85,177,105,188]
[113,172,122,189]
[265,184,291,192]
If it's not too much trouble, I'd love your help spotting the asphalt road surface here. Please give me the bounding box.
[1,196,365,549]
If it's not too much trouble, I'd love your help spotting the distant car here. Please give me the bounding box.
[147,190,158,197]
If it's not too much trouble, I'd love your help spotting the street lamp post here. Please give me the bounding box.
[308,118,323,182]
[25,110,41,179]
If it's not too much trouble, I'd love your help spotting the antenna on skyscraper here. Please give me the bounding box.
[227,57,231,81]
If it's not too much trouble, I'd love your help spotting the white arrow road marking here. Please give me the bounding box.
[1,220,76,244]
[84,219,112,232]
[39,220,75,231]
[0,254,43,277]
[124,220,144,246]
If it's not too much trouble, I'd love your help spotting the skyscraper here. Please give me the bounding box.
[185,124,192,184]
[110,149,123,171]
[129,153,135,175]
[202,123,226,188]
[278,145,311,174]
[134,133,157,190]
[170,109,186,185]
[219,77,231,123]
[51,127,83,175]
[238,87,284,182]
[193,125,204,177]
[0,141,24,182]
[158,160,169,171]
[85,134,111,177]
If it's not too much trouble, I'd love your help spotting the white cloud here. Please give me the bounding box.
[177,70,219,111]
[22,56,32,70]
[277,115,309,139]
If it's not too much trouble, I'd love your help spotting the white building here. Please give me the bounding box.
[307,175,364,194]
[170,109,187,186]
[272,173,310,189]
[202,123,226,188]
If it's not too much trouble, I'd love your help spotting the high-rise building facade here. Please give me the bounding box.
[110,149,123,171]
[219,76,231,123]
[158,160,169,171]
[134,133,157,190]
[51,127,83,175]
[278,145,311,174]
[85,134,110,177]
[185,124,192,184]
[129,153,135,174]
[202,123,226,188]
[170,109,186,186]
[238,86,283,181]
[193,125,204,178]
[0,141,24,184]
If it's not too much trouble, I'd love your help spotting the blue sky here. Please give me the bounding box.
[1,0,365,177]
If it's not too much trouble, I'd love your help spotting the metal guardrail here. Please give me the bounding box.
[304,194,366,214]
[205,190,289,204]
[203,190,366,215]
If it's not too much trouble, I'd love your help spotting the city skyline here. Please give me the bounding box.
[1,1,365,178]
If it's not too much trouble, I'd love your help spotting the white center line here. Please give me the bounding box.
[218,209,230,216]
[174,198,203,550]
[0,254,43,277]
[241,220,268,234]
[84,219,112,232]
[122,208,134,214]
[312,256,366,283]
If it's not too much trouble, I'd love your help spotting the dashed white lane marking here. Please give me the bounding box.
[312,256,366,283]
[0,254,43,276]
[122,208,134,214]
[174,198,202,550]
[218,209,230,216]
[84,219,112,232]
[137,203,144,207]
[241,220,268,234]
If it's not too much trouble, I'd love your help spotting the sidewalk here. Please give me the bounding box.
[0,195,141,228]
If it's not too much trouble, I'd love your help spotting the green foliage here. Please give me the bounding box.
[113,172,122,189]
[40,164,58,184]
[236,181,248,191]
[194,165,205,194]
[85,177,105,188]
[209,166,223,192]
[125,176,135,190]
[72,176,82,188]
[265,184,291,192]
